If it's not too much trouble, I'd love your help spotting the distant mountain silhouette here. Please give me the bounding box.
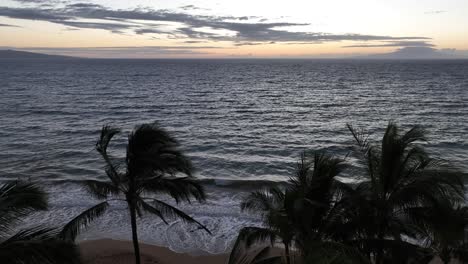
[0,50,76,59]
[361,47,463,59]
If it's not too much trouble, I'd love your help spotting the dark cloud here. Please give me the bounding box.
[179,5,204,11]
[11,0,60,3]
[60,21,136,33]
[343,41,435,48]
[0,7,69,21]
[183,40,206,43]
[2,45,223,58]
[7,45,226,51]
[234,41,276,46]
[0,3,431,45]
[134,28,166,35]
[234,42,262,46]
[0,23,20,27]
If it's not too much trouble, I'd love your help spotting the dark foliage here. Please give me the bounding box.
[68,122,209,264]
[0,181,81,264]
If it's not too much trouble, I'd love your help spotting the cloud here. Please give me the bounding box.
[183,40,206,44]
[0,3,431,45]
[179,5,209,11]
[134,28,167,35]
[424,10,446,15]
[60,21,136,33]
[234,41,275,46]
[343,41,435,48]
[0,7,69,21]
[2,45,223,58]
[0,23,20,27]
[11,0,60,3]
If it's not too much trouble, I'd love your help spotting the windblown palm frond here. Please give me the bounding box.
[140,176,205,203]
[126,123,193,177]
[67,122,209,264]
[236,151,349,264]
[408,203,468,264]
[0,182,81,264]
[0,181,48,235]
[236,227,278,248]
[83,180,121,199]
[58,201,109,241]
[344,122,466,263]
[0,227,80,264]
[229,228,282,264]
[139,197,211,234]
[241,187,284,213]
[95,125,120,155]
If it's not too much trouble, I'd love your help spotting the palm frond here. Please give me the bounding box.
[127,123,194,177]
[347,124,371,155]
[0,181,48,235]
[236,227,277,248]
[250,246,282,264]
[0,227,80,264]
[58,201,109,241]
[83,180,120,200]
[95,125,120,155]
[141,176,205,203]
[143,198,211,234]
[138,198,168,224]
[230,245,282,264]
[400,125,427,145]
[229,228,281,264]
[389,168,465,209]
[241,189,282,213]
[95,125,121,185]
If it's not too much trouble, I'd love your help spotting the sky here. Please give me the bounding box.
[0,0,467,58]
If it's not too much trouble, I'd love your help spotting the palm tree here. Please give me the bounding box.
[228,233,283,264]
[71,123,210,264]
[239,186,293,264]
[237,152,368,264]
[344,122,466,263]
[284,153,369,264]
[0,181,80,263]
[414,202,468,264]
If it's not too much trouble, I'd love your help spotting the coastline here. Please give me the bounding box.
[79,239,228,264]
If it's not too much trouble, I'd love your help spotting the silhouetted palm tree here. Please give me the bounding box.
[68,123,210,264]
[413,202,468,264]
[0,181,80,263]
[343,122,466,263]
[239,186,293,264]
[228,233,282,264]
[237,152,369,264]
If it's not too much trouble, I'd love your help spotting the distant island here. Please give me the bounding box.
[0,49,77,59]
[358,47,467,59]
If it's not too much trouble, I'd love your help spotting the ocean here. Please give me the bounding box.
[0,59,467,253]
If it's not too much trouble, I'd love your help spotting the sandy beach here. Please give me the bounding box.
[79,239,228,264]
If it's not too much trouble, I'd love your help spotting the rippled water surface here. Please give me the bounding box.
[0,59,467,253]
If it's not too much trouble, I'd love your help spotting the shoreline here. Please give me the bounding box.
[79,239,228,264]
[78,239,456,264]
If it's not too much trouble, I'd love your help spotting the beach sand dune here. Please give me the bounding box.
[80,239,227,264]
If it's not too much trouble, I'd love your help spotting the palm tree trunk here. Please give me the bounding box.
[128,199,141,264]
[284,241,291,264]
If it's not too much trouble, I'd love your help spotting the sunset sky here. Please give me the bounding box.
[0,0,467,58]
